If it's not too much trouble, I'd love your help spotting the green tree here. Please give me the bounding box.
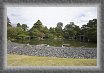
[81,19,97,42]
[29,20,46,39]
[22,24,28,31]
[17,23,21,28]
[16,27,23,35]
[87,19,97,42]
[55,22,63,38]
[57,22,63,28]
[63,22,76,39]
[7,27,17,39]
[49,27,56,38]
[7,17,12,27]
[33,20,44,30]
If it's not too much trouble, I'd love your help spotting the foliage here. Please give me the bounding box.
[17,23,21,27]
[81,19,97,42]
[22,24,29,31]
[55,22,63,38]
[7,17,12,27]
[29,20,46,39]
[63,22,77,39]
[7,27,17,39]
[7,17,97,43]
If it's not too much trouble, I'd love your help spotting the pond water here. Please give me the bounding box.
[12,38,97,48]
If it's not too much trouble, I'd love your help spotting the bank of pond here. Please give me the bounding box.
[10,38,97,48]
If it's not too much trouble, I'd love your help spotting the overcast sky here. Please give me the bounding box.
[7,7,97,29]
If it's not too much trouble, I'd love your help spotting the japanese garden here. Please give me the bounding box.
[6,4,97,66]
[7,17,97,47]
[7,17,97,66]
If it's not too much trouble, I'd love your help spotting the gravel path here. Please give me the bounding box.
[7,41,97,59]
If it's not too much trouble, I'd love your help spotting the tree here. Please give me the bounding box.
[72,25,81,40]
[81,19,97,42]
[63,22,76,39]
[7,17,97,43]
[44,26,49,33]
[17,23,21,27]
[35,20,42,25]
[57,22,63,28]
[55,22,63,38]
[7,17,12,27]
[33,20,43,29]
[49,27,55,33]
[29,20,46,39]
[87,19,97,42]
[16,27,23,35]
[7,27,18,39]
[22,24,28,31]
[30,20,44,31]
[49,27,56,38]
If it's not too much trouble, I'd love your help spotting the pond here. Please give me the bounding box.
[11,38,97,48]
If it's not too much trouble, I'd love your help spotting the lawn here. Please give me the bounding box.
[7,54,96,66]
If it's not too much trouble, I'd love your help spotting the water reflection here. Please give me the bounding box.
[12,38,97,48]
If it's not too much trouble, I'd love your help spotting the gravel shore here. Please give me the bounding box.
[7,41,97,59]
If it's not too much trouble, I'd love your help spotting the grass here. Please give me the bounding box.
[7,54,96,66]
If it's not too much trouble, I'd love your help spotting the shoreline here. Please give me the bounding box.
[7,41,97,59]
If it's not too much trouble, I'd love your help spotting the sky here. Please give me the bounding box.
[7,7,97,29]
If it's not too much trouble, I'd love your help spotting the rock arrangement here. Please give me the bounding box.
[7,41,97,59]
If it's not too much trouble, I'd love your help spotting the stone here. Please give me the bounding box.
[7,41,97,59]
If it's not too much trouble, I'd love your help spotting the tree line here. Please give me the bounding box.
[7,17,97,43]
